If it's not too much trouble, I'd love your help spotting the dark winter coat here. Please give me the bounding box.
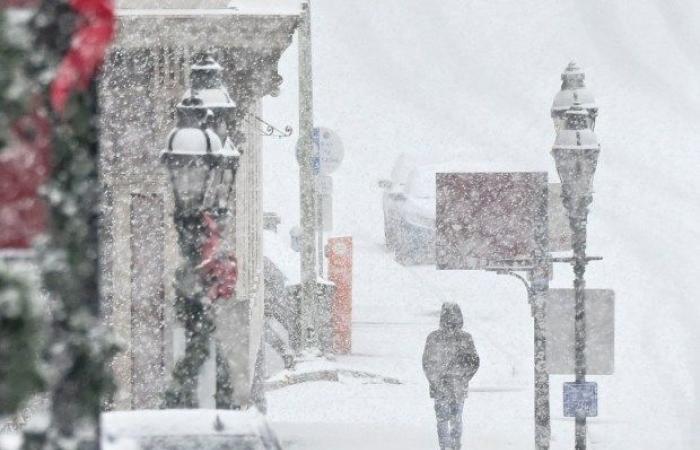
[422,303,480,400]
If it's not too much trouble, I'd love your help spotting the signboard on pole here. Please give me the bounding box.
[563,382,598,417]
[436,172,547,270]
[545,289,615,375]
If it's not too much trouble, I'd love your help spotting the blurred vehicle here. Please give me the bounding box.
[378,152,428,251]
[391,165,438,265]
[380,155,486,266]
[101,409,283,450]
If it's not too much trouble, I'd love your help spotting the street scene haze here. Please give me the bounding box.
[0,1,698,450]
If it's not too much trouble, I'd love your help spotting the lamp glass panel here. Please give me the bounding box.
[202,163,224,210]
[553,149,599,202]
[168,162,211,212]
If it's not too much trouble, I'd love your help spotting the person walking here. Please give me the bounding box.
[422,302,480,450]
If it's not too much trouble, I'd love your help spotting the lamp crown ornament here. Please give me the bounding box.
[552,61,598,131]
[561,61,585,89]
[187,50,236,114]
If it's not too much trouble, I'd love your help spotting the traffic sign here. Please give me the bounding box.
[296,127,344,175]
[563,382,598,417]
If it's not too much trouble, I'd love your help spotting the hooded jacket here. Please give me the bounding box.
[422,303,480,399]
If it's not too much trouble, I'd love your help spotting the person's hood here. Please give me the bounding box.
[439,302,463,330]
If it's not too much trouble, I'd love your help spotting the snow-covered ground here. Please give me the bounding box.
[261,1,700,448]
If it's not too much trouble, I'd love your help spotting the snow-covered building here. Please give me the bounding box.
[99,0,300,410]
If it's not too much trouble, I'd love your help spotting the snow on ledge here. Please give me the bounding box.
[117,0,301,17]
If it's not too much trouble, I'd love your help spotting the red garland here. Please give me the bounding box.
[50,0,115,113]
[0,110,52,249]
[197,212,238,300]
[0,0,114,247]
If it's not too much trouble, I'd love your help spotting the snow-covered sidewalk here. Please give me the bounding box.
[264,236,691,449]
[266,240,534,449]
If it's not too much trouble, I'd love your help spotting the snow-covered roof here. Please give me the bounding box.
[101,409,269,438]
[114,2,299,51]
[117,0,302,17]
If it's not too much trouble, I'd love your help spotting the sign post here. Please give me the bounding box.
[297,127,343,277]
[297,0,317,350]
[436,172,551,450]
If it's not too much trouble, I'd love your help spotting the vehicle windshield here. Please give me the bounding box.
[405,169,437,199]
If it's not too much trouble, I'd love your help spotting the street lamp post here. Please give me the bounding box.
[551,102,600,450]
[162,53,240,408]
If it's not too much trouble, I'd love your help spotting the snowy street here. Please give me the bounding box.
[268,239,532,450]
[257,1,700,448]
[267,234,693,449]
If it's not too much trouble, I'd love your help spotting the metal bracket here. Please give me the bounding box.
[487,268,535,316]
[248,114,293,138]
[551,255,603,264]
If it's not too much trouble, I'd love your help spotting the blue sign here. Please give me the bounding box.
[296,127,344,175]
[563,382,598,417]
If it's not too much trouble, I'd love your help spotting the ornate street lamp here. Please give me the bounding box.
[162,52,239,408]
[551,102,600,450]
[551,103,600,220]
[551,62,598,131]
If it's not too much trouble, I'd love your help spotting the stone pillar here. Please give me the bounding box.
[99,9,298,410]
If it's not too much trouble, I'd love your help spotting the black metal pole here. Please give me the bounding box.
[570,208,589,450]
[164,210,214,408]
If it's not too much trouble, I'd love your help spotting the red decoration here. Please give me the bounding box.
[197,212,238,300]
[0,111,52,249]
[50,0,115,113]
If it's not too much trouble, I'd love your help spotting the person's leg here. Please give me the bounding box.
[434,398,452,450]
[449,398,465,450]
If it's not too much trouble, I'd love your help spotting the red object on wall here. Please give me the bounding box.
[0,113,52,249]
[198,212,238,300]
[326,236,353,354]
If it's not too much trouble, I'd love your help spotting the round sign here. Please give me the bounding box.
[296,127,344,175]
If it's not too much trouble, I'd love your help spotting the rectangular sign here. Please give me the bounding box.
[436,172,547,270]
[548,183,572,252]
[546,289,615,375]
[563,382,598,417]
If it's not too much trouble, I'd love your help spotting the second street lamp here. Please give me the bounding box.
[162,53,240,408]
[551,101,601,450]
